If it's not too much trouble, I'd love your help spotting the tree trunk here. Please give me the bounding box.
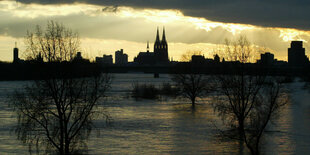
[65,141,70,155]
[238,118,245,136]
[254,141,260,155]
[191,97,196,110]
[248,144,256,155]
[65,119,70,155]
[59,116,65,155]
[58,148,64,155]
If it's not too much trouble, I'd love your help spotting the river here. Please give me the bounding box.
[0,74,309,154]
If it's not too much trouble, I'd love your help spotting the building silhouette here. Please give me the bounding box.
[154,27,169,63]
[96,54,113,65]
[190,54,221,65]
[288,41,309,66]
[134,27,169,65]
[191,55,205,64]
[71,51,89,63]
[75,52,83,60]
[115,49,128,65]
[214,54,220,63]
[134,41,155,65]
[13,42,19,63]
[258,52,275,65]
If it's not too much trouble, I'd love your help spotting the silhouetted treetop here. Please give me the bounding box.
[25,20,80,62]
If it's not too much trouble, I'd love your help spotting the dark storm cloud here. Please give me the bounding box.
[0,6,296,55]
[102,6,118,13]
[16,0,310,30]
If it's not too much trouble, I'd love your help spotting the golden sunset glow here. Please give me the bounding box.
[279,28,310,42]
[1,1,310,155]
[1,0,310,62]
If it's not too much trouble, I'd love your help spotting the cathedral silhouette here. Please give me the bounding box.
[134,27,169,65]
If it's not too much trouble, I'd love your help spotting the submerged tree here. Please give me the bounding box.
[214,36,261,133]
[213,36,287,154]
[172,73,212,109]
[12,73,111,154]
[11,20,111,154]
[172,51,214,109]
[13,76,110,154]
[244,78,287,155]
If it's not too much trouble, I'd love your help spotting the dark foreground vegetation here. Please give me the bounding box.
[10,20,113,154]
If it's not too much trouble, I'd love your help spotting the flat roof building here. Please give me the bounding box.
[288,41,309,67]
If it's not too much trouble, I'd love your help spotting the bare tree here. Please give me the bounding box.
[213,36,287,154]
[11,21,111,154]
[24,20,80,62]
[172,73,211,109]
[12,73,111,154]
[214,36,261,134]
[172,51,213,109]
[243,78,288,155]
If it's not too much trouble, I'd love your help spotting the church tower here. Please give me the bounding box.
[161,27,168,62]
[154,27,169,63]
[154,27,161,54]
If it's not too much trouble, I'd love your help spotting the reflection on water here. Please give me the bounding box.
[0,74,310,154]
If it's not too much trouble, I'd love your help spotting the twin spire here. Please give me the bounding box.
[155,27,166,42]
[148,27,167,51]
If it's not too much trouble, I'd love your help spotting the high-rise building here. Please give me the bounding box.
[115,49,128,65]
[123,53,128,64]
[288,41,309,66]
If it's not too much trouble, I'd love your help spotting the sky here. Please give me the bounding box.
[1,0,310,62]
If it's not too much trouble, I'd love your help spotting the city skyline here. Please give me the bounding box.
[10,30,310,65]
[2,1,310,62]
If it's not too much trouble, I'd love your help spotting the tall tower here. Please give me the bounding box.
[161,27,168,62]
[153,27,169,63]
[13,42,19,63]
[154,27,161,56]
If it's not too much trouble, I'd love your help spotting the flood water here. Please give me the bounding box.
[0,74,310,154]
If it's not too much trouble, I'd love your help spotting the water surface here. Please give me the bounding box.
[0,74,309,154]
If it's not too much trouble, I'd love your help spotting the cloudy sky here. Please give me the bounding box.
[1,0,310,62]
